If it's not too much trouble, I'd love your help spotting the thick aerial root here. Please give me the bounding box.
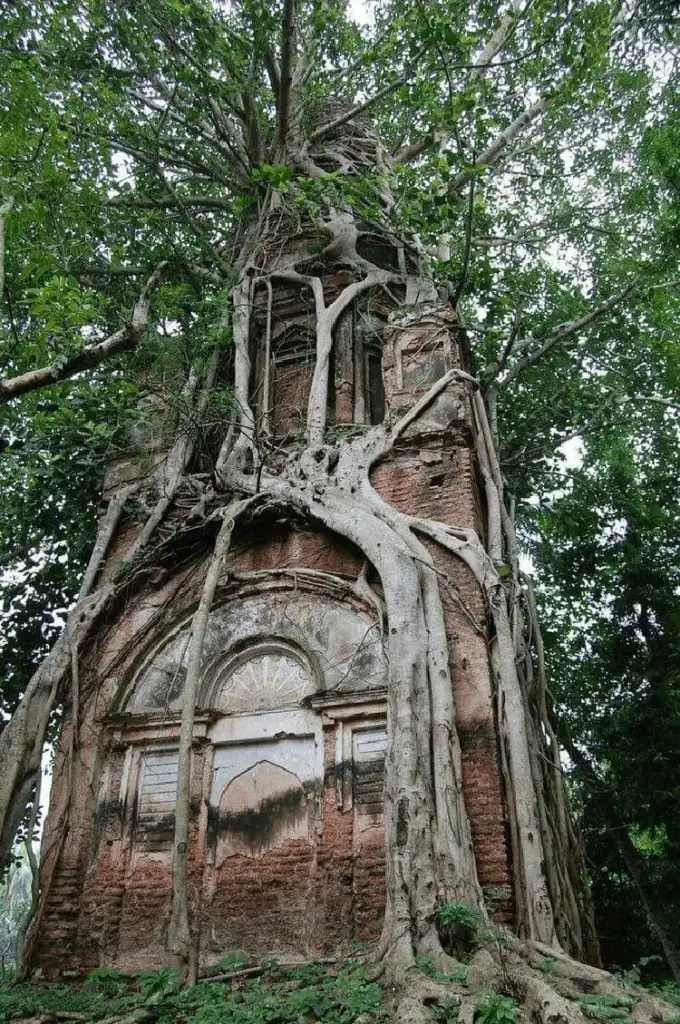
[519,942,679,1024]
[376,933,680,1024]
[466,947,502,992]
[167,498,257,982]
[395,990,460,1024]
[521,941,614,988]
[418,928,468,977]
[508,969,588,1024]
[389,969,464,1024]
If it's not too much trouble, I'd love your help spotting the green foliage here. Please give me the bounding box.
[84,967,128,998]
[0,962,17,985]
[0,959,388,1023]
[579,994,637,1022]
[656,984,680,1009]
[415,952,467,984]
[536,956,558,975]
[133,967,180,1003]
[250,164,293,190]
[536,423,680,973]
[431,997,462,1022]
[0,376,146,721]
[179,966,386,1024]
[0,856,31,965]
[435,901,480,930]
[474,992,519,1024]
[434,901,510,954]
[472,926,512,950]
[202,950,250,976]
[0,981,136,1019]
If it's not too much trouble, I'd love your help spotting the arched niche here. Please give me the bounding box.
[202,640,316,714]
[119,583,386,717]
[214,760,310,860]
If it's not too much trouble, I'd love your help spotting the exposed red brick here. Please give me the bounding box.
[31,316,515,978]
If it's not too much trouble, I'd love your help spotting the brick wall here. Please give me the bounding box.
[30,313,514,976]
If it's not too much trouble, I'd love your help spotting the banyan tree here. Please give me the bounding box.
[1,0,677,1019]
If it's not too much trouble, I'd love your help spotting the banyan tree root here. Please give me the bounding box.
[382,942,678,1024]
[167,497,259,983]
[151,346,581,983]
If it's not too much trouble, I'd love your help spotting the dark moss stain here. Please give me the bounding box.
[350,646,380,678]
[211,786,305,850]
[135,812,176,845]
[130,791,139,826]
[325,758,351,788]
[209,779,322,852]
[147,665,185,710]
[396,797,409,848]
[93,797,124,831]
[324,758,386,815]
[90,797,126,856]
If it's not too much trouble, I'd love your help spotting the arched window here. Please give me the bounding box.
[203,641,317,714]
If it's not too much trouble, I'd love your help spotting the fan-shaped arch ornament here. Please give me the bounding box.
[207,641,316,714]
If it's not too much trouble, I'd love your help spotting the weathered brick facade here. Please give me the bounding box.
[30,307,513,976]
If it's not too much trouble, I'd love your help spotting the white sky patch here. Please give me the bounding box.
[347,0,375,27]
[560,435,584,470]
[36,746,53,842]
[521,435,584,575]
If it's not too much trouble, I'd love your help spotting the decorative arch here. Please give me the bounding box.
[200,639,316,713]
[116,578,387,717]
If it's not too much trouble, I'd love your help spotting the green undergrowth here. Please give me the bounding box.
[650,984,680,1010]
[415,952,468,985]
[0,957,388,1024]
[473,993,519,1024]
[579,993,638,1022]
[578,991,680,1024]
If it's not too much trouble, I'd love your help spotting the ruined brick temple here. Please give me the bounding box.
[30,299,514,975]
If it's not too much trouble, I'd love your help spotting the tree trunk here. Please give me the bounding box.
[2,101,599,1013]
[564,737,680,982]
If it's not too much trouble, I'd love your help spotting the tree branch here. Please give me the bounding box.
[129,87,249,178]
[263,51,281,97]
[609,390,680,414]
[154,168,230,272]
[241,89,265,166]
[469,0,524,82]
[394,0,525,165]
[205,96,251,178]
[105,195,235,210]
[310,56,424,143]
[396,93,551,168]
[241,0,280,97]
[0,195,13,302]
[0,263,168,403]
[450,168,475,306]
[496,280,638,388]
[276,0,295,153]
[448,95,554,192]
[390,368,478,442]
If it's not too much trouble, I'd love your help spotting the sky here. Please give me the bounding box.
[348,0,374,26]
